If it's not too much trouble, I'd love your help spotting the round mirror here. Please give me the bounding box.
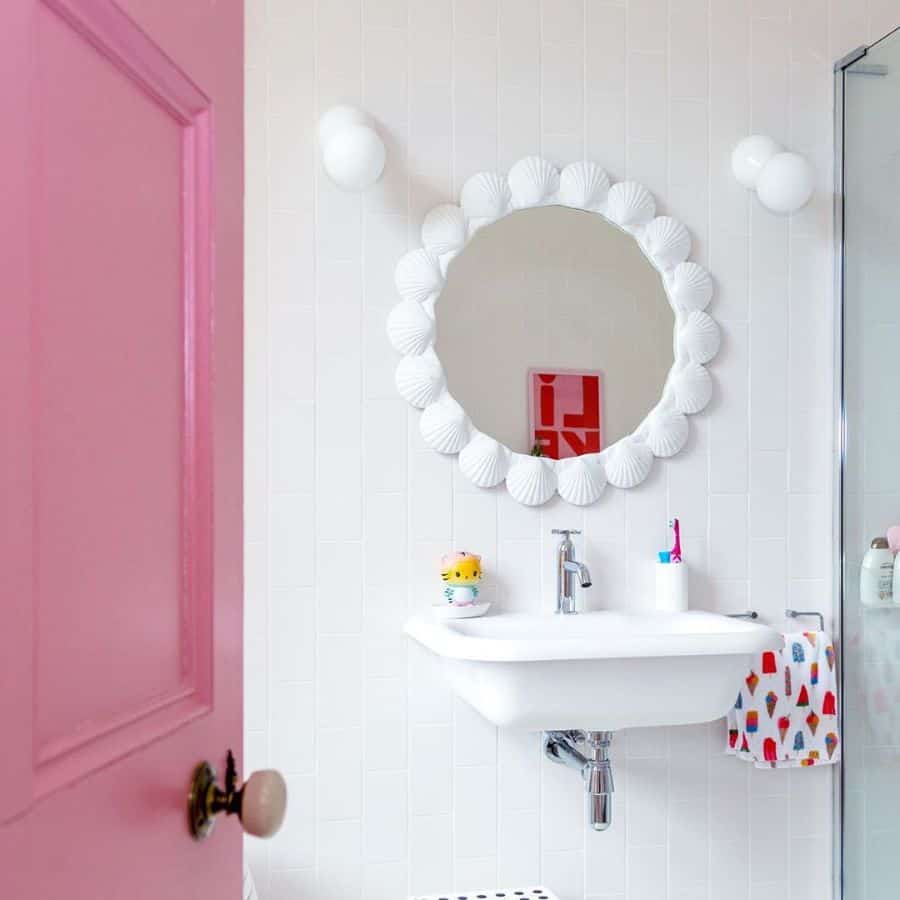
[437,206,674,457]
[388,157,720,505]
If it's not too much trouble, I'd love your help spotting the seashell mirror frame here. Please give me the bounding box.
[387,156,720,507]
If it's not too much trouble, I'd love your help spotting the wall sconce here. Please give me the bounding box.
[731,135,814,215]
[318,105,386,191]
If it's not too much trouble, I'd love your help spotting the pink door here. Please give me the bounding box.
[1,0,244,896]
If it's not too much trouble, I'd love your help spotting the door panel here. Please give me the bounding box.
[0,0,242,896]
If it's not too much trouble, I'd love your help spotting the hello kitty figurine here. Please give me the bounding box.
[440,551,483,606]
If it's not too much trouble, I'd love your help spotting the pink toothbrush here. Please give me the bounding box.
[888,525,900,554]
[669,518,682,563]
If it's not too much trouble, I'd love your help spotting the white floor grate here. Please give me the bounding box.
[412,889,558,900]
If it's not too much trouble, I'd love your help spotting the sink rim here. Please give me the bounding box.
[405,609,783,663]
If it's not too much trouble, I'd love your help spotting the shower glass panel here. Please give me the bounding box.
[840,26,900,900]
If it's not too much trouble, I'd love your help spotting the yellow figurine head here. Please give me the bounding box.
[440,551,483,587]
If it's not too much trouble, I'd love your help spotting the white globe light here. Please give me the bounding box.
[756,151,815,215]
[730,135,782,189]
[317,104,367,146]
[322,123,386,191]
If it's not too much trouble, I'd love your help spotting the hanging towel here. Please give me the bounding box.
[726,629,840,768]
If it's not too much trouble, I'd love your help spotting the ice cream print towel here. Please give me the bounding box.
[726,630,839,768]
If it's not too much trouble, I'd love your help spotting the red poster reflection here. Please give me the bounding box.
[528,369,604,459]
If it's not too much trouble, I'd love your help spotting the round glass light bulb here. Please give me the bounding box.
[730,135,782,189]
[756,151,814,215]
[322,124,386,191]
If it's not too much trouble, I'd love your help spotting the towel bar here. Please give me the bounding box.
[785,609,825,631]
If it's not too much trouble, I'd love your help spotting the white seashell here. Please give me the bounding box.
[460,171,511,220]
[508,156,560,208]
[643,216,691,270]
[420,395,471,454]
[679,310,720,364]
[670,362,713,414]
[386,299,435,355]
[559,161,610,210]
[606,181,656,228]
[395,349,445,409]
[421,204,468,257]
[670,262,713,312]
[557,455,607,506]
[643,408,689,458]
[505,454,557,506]
[395,248,443,303]
[459,433,511,488]
[603,439,653,489]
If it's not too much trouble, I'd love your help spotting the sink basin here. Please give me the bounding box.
[405,610,782,731]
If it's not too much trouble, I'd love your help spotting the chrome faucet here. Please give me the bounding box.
[552,529,592,615]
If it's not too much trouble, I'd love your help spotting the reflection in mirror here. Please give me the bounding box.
[437,206,674,457]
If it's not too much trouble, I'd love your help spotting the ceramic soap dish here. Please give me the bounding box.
[431,600,492,620]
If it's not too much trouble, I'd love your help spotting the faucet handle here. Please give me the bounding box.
[552,529,581,537]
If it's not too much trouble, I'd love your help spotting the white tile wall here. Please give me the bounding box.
[244,1,885,897]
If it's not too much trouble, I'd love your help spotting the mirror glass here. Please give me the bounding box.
[437,206,675,457]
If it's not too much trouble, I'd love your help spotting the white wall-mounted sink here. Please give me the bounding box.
[405,610,782,731]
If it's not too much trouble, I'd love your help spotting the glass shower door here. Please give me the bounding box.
[839,25,900,900]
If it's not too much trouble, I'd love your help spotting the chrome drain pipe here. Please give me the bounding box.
[543,730,614,831]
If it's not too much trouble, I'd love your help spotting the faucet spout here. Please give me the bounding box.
[563,560,592,588]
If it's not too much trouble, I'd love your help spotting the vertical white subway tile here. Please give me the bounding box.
[317,635,363,727]
[710,321,750,492]
[410,814,453,895]
[668,801,710,892]
[270,681,316,775]
[788,492,830,579]
[627,757,669,845]
[454,765,498,857]
[364,27,409,135]
[364,771,408,861]
[541,38,584,138]
[316,542,364,633]
[270,587,316,683]
[411,724,453,815]
[363,862,408,900]
[670,3,709,100]
[455,0,499,35]
[709,494,749,580]
[498,808,541,885]
[627,843,667,900]
[498,729,541,812]
[270,492,315,588]
[410,450,453,541]
[365,676,408,770]
[317,728,364,820]
[540,0,584,43]
[269,211,315,305]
